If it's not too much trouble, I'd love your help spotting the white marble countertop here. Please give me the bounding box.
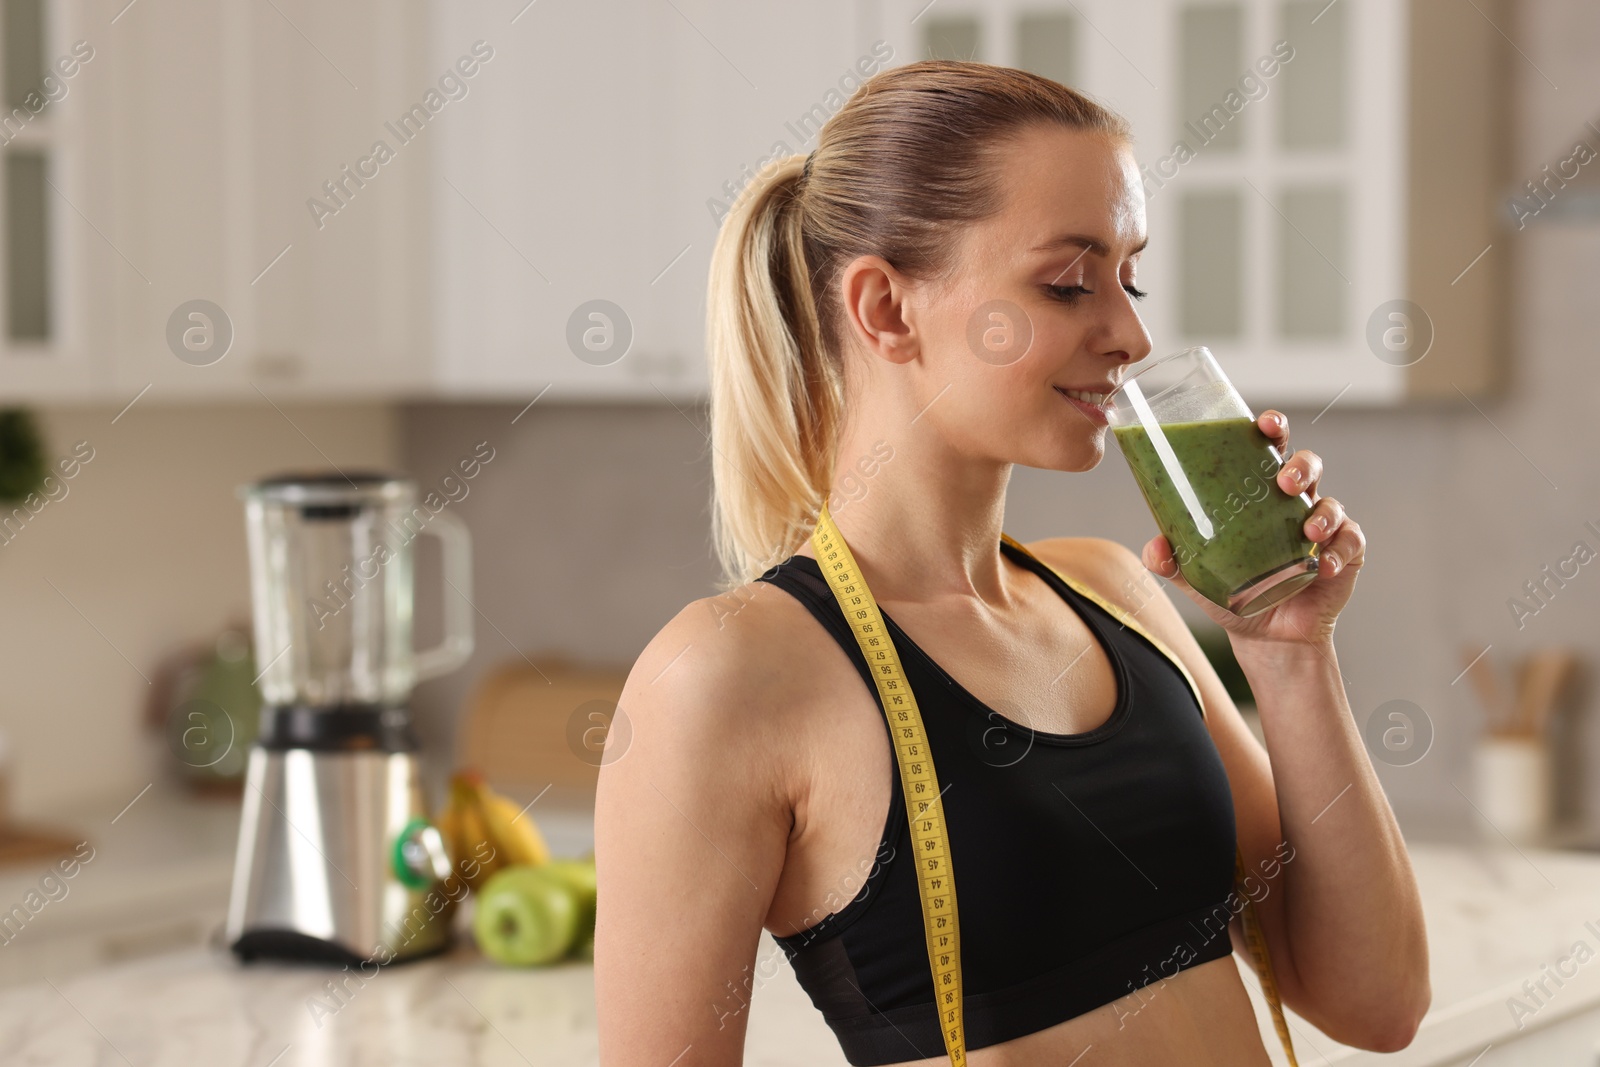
[0,937,855,1066]
[0,782,241,990]
[0,781,241,930]
[8,799,1600,1065]
[0,783,850,1065]
[1251,839,1600,1065]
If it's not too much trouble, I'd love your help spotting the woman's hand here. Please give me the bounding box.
[1138,409,1365,649]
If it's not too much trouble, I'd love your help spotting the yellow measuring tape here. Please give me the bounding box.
[810,504,1298,1067]
[811,507,969,1065]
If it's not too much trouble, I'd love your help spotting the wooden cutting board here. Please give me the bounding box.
[457,655,631,801]
[0,823,85,867]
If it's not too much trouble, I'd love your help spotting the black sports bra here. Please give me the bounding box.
[755,538,1239,1065]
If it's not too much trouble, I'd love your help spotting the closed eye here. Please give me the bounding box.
[1045,284,1090,303]
[1045,284,1149,303]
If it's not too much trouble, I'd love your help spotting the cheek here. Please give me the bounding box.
[916,299,1108,465]
[936,293,1041,381]
[929,356,1110,470]
[1027,308,1090,361]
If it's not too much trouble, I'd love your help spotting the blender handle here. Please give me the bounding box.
[414,510,475,682]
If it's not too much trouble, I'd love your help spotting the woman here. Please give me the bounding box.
[595,61,1429,1066]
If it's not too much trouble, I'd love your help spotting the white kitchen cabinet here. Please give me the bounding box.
[100,0,249,400]
[428,0,678,399]
[22,0,876,403]
[0,0,432,404]
[430,0,864,402]
[441,0,1505,406]
[0,0,116,400]
[105,0,432,401]
[639,0,869,402]
[226,0,434,397]
[867,0,1505,408]
[1,0,1504,404]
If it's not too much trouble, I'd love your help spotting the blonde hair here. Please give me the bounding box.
[706,60,1131,590]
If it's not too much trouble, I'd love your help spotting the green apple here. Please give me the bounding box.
[542,859,597,953]
[472,866,579,966]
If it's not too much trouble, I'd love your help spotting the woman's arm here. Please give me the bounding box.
[594,602,795,1065]
[1111,407,1429,1051]
[1229,631,1428,1052]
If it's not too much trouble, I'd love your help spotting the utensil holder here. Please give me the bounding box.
[1474,735,1550,844]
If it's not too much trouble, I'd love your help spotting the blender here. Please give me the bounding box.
[225,472,474,965]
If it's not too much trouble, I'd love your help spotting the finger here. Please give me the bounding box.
[1143,535,1204,600]
[1142,534,1184,582]
[1303,496,1346,542]
[1142,534,1244,623]
[1144,534,1215,610]
[1317,518,1366,577]
[1258,410,1288,450]
[1278,448,1322,497]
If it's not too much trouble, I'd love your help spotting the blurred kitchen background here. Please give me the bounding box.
[1,0,1599,1062]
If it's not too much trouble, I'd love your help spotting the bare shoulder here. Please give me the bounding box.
[607,574,824,786]
[622,575,823,708]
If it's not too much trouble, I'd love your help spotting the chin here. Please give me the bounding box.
[1017,433,1106,474]
[1059,448,1106,473]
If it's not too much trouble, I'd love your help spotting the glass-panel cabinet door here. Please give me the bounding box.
[0,0,106,394]
[868,0,1407,406]
[2,0,48,347]
[0,0,96,396]
[1278,0,1347,151]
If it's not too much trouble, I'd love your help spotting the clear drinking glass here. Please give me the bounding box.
[239,473,475,707]
[1106,347,1320,617]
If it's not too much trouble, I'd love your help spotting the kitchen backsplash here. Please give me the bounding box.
[0,404,400,818]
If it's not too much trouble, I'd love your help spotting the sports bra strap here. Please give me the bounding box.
[999,533,1207,721]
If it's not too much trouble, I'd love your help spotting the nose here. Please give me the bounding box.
[1098,291,1152,366]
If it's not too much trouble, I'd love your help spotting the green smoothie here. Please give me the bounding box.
[1111,416,1319,614]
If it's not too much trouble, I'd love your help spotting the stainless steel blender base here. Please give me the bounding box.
[226,745,455,965]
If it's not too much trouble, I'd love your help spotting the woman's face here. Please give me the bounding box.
[907,124,1152,472]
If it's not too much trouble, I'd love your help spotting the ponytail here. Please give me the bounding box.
[706,154,841,590]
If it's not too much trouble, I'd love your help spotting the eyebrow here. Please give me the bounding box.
[1031,233,1149,257]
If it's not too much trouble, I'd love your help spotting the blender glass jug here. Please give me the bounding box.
[239,473,474,708]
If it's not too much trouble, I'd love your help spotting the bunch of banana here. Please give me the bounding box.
[434,769,552,892]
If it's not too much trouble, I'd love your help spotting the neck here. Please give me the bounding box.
[821,414,1014,606]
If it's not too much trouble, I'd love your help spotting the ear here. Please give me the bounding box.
[838,255,919,366]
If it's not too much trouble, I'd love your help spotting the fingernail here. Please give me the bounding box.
[1313,514,1329,534]
[1324,551,1341,574]
[1286,467,1303,486]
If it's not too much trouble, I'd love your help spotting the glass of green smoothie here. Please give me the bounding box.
[1106,346,1319,617]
